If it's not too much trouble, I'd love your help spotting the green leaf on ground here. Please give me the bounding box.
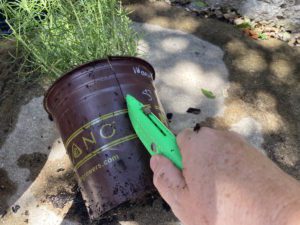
[236,22,252,29]
[258,32,268,40]
[194,0,208,8]
[201,88,216,99]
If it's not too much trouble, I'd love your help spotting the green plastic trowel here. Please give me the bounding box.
[126,94,183,170]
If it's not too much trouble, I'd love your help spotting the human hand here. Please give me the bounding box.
[150,127,300,225]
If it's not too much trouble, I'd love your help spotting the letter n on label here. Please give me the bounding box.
[82,131,97,150]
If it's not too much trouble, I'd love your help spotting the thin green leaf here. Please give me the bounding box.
[201,88,216,99]
[258,32,268,40]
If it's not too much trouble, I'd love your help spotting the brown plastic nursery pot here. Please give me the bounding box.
[44,56,167,220]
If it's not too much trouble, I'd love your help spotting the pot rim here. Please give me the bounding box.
[43,56,156,115]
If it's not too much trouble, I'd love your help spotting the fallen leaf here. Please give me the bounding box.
[201,88,216,99]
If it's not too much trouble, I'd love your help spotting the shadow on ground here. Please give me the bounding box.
[0,40,45,216]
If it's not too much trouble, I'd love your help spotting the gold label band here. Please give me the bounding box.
[74,134,137,170]
[64,105,165,169]
[65,109,128,148]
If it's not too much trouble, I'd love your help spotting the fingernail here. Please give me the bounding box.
[150,156,159,172]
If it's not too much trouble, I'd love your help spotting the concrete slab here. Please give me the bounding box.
[135,23,230,134]
[229,117,264,154]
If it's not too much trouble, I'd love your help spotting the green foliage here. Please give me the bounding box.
[258,32,268,40]
[194,0,208,8]
[236,22,252,29]
[201,88,216,99]
[0,0,139,80]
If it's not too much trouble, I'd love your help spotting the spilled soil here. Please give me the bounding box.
[46,188,75,209]
[62,190,172,225]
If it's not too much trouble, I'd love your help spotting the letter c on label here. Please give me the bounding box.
[100,122,116,139]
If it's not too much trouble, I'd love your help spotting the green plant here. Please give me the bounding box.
[194,0,208,8]
[0,0,139,81]
[236,22,252,29]
[258,32,268,40]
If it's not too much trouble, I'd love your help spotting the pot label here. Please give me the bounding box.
[132,66,153,79]
[63,105,167,181]
[142,89,153,101]
[65,110,129,167]
[79,154,120,182]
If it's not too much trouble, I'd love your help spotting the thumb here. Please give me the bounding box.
[150,155,188,209]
